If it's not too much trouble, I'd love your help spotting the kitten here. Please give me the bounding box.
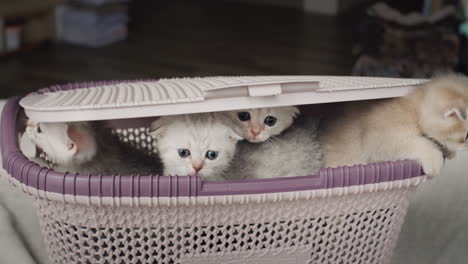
[320,74,468,177]
[149,113,242,180]
[227,116,322,179]
[224,106,299,143]
[20,121,96,168]
[20,120,162,175]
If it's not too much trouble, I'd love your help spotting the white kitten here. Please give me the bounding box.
[21,121,96,167]
[320,74,468,177]
[227,117,322,179]
[21,120,161,175]
[224,106,299,143]
[149,114,242,180]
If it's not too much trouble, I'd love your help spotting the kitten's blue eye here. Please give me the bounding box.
[264,116,277,126]
[205,150,218,160]
[237,112,251,121]
[178,149,190,158]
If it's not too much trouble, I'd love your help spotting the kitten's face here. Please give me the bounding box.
[227,106,299,143]
[151,116,242,180]
[420,76,468,152]
[23,121,96,165]
[437,106,468,152]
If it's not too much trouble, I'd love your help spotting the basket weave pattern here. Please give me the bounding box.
[36,187,412,264]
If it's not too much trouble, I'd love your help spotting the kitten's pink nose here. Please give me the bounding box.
[192,162,203,173]
[250,128,261,138]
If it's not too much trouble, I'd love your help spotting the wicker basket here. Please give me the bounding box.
[1,76,427,264]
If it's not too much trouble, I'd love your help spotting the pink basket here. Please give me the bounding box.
[1,78,426,264]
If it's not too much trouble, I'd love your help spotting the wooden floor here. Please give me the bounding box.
[0,0,356,98]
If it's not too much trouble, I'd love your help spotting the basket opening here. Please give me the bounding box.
[16,100,412,180]
[2,96,423,198]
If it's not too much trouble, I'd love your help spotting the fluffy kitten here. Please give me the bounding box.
[224,106,299,143]
[227,116,322,179]
[149,113,242,180]
[20,120,162,175]
[320,74,468,177]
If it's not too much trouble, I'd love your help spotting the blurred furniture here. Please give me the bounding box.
[352,3,461,78]
[303,0,372,14]
[0,0,64,55]
[226,0,374,14]
[56,1,129,47]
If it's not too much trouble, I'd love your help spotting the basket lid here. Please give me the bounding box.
[20,76,427,122]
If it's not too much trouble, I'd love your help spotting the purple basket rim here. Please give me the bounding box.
[1,81,424,198]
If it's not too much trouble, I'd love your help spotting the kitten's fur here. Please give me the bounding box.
[149,113,242,180]
[320,74,468,177]
[225,106,299,143]
[21,121,162,175]
[227,116,322,179]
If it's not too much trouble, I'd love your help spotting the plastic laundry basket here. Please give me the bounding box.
[1,76,427,264]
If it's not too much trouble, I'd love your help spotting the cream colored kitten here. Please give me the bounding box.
[320,74,468,177]
[224,106,299,143]
[149,113,242,180]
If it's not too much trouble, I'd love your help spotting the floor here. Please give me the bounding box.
[0,0,356,99]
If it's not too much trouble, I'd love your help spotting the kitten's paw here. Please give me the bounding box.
[419,149,445,178]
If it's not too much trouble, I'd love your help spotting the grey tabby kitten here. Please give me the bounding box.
[226,116,322,180]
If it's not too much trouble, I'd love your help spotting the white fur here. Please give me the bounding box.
[224,106,299,143]
[20,120,162,175]
[150,114,242,180]
[22,121,96,166]
[19,133,37,158]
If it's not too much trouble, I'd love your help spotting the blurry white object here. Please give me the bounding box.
[5,25,21,52]
[55,4,128,47]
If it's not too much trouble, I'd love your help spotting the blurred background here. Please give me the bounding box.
[0,0,466,98]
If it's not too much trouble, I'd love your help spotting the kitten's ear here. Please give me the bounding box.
[444,107,466,120]
[67,124,85,155]
[148,118,167,140]
[290,106,300,118]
